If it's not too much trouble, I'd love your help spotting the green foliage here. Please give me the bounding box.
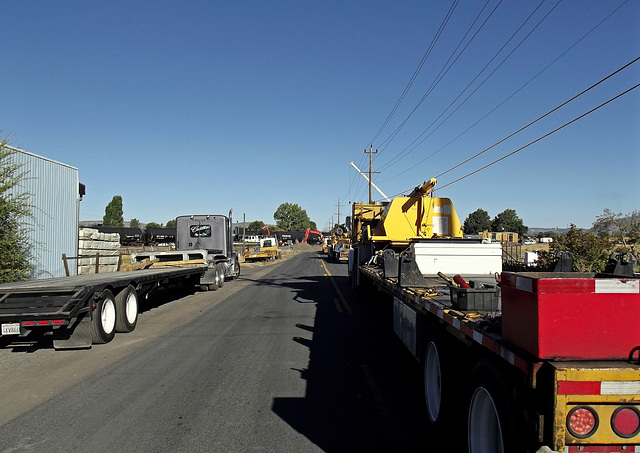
[536,224,611,272]
[463,208,491,234]
[145,222,163,229]
[273,202,312,231]
[247,220,265,231]
[0,141,34,282]
[593,208,640,251]
[166,219,175,228]
[103,195,124,227]
[491,209,528,235]
[130,218,140,228]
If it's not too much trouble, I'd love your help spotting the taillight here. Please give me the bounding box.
[567,406,598,438]
[611,406,640,438]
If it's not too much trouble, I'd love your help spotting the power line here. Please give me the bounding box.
[380,0,632,184]
[434,56,640,179]
[374,0,500,157]
[368,0,460,146]
[378,0,555,173]
[434,82,640,192]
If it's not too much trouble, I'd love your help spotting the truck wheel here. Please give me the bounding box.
[115,285,138,333]
[91,290,116,344]
[208,278,218,291]
[216,264,225,288]
[231,259,240,279]
[423,328,456,428]
[467,360,520,453]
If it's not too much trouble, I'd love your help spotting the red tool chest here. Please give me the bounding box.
[501,272,640,361]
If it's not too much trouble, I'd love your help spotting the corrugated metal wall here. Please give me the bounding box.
[7,146,80,278]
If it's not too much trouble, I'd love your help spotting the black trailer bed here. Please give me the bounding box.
[0,267,205,320]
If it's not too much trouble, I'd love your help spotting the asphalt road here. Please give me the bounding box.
[0,251,447,453]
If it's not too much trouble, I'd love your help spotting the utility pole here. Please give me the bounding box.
[349,161,389,201]
[335,198,341,227]
[364,145,380,204]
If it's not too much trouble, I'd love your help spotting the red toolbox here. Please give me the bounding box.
[501,272,640,361]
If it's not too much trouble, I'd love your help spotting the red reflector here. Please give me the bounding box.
[558,381,600,395]
[611,406,640,438]
[51,320,64,325]
[36,320,50,325]
[567,406,598,438]
[22,321,35,326]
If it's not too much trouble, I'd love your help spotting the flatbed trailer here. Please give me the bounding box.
[0,265,206,349]
[353,263,640,452]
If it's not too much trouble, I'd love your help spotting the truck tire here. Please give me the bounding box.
[216,264,225,288]
[231,259,240,279]
[91,289,116,344]
[467,359,521,453]
[423,328,457,429]
[115,285,138,333]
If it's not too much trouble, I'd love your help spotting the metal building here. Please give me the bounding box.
[6,146,83,278]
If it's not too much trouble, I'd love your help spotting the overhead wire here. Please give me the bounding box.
[433,82,640,192]
[433,56,640,180]
[381,56,639,199]
[379,0,556,174]
[375,0,499,159]
[382,0,631,184]
[368,0,460,147]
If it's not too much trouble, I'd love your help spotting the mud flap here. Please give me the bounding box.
[53,312,92,349]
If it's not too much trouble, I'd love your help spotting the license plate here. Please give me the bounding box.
[1,323,20,335]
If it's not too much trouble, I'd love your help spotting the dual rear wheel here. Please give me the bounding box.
[91,285,139,344]
[422,329,522,453]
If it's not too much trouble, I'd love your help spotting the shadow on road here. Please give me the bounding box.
[266,255,457,452]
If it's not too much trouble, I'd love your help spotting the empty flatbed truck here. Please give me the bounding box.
[0,265,206,349]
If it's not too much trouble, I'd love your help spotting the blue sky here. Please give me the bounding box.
[1,1,638,231]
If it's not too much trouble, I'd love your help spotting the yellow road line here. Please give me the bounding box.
[320,259,352,313]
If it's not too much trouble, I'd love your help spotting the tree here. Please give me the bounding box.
[166,219,175,228]
[463,209,491,235]
[536,224,610,272]
[103,195,124,227]
[491,209,527,235]
[130,218,140,229]
[273,202,312,231]
[248,220,266,231]
[593,208,640,247]
[0,140,34,282]
[146,222,163,229]
[537,231,557,240]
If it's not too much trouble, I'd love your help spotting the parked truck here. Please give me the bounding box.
[243,236,280,262]
[0,265,206,349]
[132,212,240,291]
[0,212,240,349]
[348,179,640,452]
